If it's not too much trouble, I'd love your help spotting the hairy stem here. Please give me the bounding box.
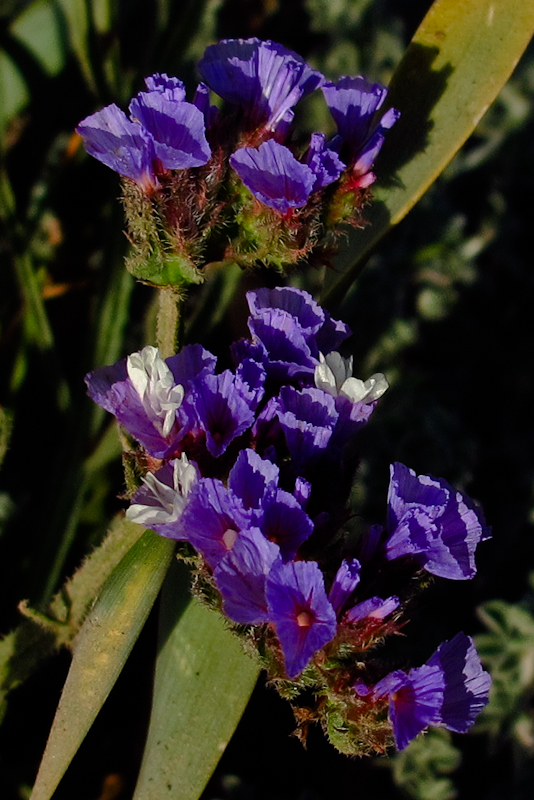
[156,286,184,357]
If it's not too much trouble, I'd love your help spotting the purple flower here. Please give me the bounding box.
[274,385,339,469]
[129,91,211,170]
[356,632,490,749]
[386,463,490,580]
[246,308,317,381]
[126,455,199,538]
[259,489,314,560]
[77,74,211,188]
[305,133,346,191]
[328,559,361,615]
[85,344,216,459]
[240,287,351,383]
[230,140,315,212]
[345,595,399,623]
[214,527,281,624]
[234,358,266,412]
[427,633,492,733]
[182,370,256,457]
[248,286,325,338]
[192,82,219,128]
[198,38,324,135]
[228,449,314,560]
[175,477,251,567]
[85,345,186,458]
[77,104,158,191]
[322,76,399,187]
[371,664,445,750]
[266,560,337,677]
[228,448,279,511]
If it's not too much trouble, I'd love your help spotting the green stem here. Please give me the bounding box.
[156,286,184,357]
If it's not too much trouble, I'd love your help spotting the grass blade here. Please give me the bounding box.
[29,531,175,800]
[133,559,260,800]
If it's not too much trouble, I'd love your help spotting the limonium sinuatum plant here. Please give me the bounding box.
[86,286,491,756]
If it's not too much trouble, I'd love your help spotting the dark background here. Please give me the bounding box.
[0,2,533,798]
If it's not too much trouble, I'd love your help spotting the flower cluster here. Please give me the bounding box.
[86,287,491,755]
[77,38,399,281]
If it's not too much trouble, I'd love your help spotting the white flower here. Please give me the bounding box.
[314,351,388,404]
[127,345,184,437]
[126,454,199,527]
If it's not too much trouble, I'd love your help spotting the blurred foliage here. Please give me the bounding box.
[391,729,461,800]
[0,0,533,799]
[476,578,534,747]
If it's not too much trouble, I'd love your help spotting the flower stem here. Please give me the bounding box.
[157,286,184,357]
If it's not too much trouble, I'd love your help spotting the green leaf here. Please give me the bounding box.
[11,0,67,77]
[132,559,260,800]
[323,0,534,306]
[29,531,175,800]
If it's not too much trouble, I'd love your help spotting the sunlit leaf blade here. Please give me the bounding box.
[133,559,260,800]
[0,516,144,724]
[30,531,175,800]
[323,0,534,307]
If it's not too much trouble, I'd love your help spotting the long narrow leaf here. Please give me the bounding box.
[133,559,260,800]
[30,531,175,800]
[323,0,534,306]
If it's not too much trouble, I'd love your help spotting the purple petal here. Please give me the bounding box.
[176,478,250,567]
[387,665,445,750]
[129,92,211,169]
[214,527,281,624]
[247,287,325,339]
[276,385,339,468]
[198,38,323,133]
[294,476,312,508]
[427,633,491,733]
[328,559,361,615]
[266,560,337,677]
[77,104,157,190]
[144,73,187,101]
[228,448,280,511]
[166,344,217,388]
[230,140,315,211]
[184,370,255,457]
[345,595,399,623]
[386,463,489,580]
[314,309,352,354]
[192,82,219,127]
[305,132,345,191]
[247,308,316,381]
[260,489,314,560]
[234,358,266,411]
